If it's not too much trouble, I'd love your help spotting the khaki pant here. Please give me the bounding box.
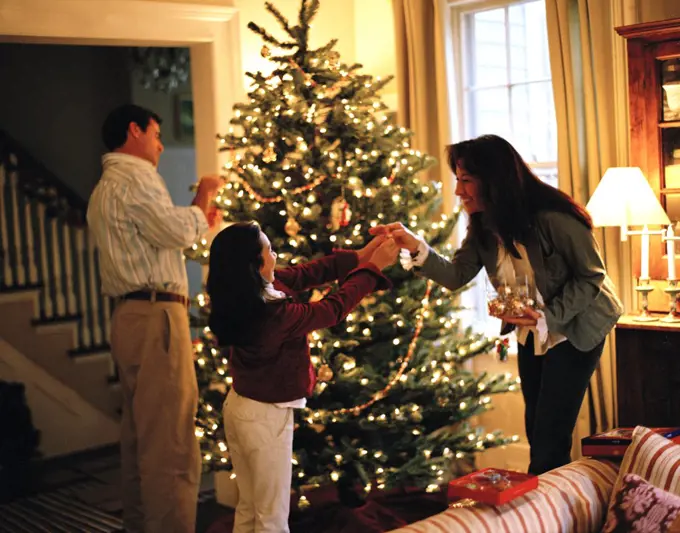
[223,389,294,533]
[111,299,201,533]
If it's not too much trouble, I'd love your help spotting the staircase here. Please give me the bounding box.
[0,130,120,427]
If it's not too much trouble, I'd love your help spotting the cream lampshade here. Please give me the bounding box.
[585,167,670,240]
[586,167,671,321]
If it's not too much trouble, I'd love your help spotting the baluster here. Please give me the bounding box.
[22,192,39,285]
[102,294,112,346]
[50,218,66,316]
[75,229,91,348]
[87,232,102,346]
[0,162,12,287]
[62,224,77,315]
[37,204,53,319]
[9,168,26,286]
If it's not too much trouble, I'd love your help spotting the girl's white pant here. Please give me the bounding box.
[223,389,294,533]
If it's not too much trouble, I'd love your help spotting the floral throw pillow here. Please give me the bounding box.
[602,473,680,532]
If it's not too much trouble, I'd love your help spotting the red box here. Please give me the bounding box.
[581,427,680,458]
[447,468,538,506]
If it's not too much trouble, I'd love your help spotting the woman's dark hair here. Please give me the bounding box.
[101,104,162,151]
[207,222,267,347]
[446,134,592,255]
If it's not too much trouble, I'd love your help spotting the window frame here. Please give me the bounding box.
[448,0,557,179]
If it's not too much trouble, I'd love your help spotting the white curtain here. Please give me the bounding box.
[546,0,637,456]
[393,0,454,210]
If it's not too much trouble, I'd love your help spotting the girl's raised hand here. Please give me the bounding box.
[369,222,421,253]
[369,238,400,271]
[356,234,387,264]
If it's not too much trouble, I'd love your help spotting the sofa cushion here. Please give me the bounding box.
[386,458,618,533]
[601,473,680,532]
[604,426,680,516]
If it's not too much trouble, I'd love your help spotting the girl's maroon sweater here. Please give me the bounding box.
[227,250,391,403]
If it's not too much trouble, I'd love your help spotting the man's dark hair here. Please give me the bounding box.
[101,104,162,151]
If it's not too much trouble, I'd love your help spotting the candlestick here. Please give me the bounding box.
[667,225,676,280]
[634,281,657,322]
[661,279,680,323]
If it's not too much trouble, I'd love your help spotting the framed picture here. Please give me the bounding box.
[175,93,195,142]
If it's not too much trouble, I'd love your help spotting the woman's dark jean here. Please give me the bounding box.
[517,334,604,475]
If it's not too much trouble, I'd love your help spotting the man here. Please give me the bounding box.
[87,104,221,533]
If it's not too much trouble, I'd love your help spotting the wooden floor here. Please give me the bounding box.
[0,446,228,532]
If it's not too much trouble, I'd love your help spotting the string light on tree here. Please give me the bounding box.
[189,0,517,509]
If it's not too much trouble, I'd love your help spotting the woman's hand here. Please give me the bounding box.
[369,238,400,271]
[369,222,421,253]
[356,234,387,264]
[498,306,541,326]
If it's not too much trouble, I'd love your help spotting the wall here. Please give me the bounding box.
[353,0,398,110]
[233,0,398,108]
[234,0,357,86]
[0,43,131,200]
[640,0,680,22]
[130,59,194,148]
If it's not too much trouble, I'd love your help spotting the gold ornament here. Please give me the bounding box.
[284,216,301,237]
[262,146,277,163]
[261,45,271,58]
[318,364,334,382]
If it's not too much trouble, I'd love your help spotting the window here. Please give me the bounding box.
[447,0,558,337]
[450,0,557,186]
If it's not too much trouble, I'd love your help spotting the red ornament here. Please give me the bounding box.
[329,196,352,231]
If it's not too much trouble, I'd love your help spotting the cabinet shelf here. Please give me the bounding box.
[659,121,680,128]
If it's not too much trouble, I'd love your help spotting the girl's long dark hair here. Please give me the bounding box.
[447,134,592,255]
[207,222,267,347]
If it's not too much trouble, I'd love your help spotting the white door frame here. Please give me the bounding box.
[0,0,244,177]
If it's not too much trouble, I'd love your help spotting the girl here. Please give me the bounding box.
[371,134,623,475]
[207,221,398,533]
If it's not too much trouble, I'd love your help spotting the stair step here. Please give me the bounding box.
[32,314,82,327]
[0,283,43,293]
[0,285,42,305]
[68,345,112,366]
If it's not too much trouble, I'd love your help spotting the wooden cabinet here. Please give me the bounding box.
[615,20,680,428]
[615,316,680,427]
[617,18,680,290]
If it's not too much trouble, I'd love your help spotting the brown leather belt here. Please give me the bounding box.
[120,290,189,307]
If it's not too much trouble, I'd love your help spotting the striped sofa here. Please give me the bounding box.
[388,458,619,533]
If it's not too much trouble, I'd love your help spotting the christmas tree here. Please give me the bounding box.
[187,0,519,508]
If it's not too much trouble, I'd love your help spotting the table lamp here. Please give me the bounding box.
[585,167,671,321]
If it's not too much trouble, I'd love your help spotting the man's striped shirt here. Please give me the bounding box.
[87,152,208,297]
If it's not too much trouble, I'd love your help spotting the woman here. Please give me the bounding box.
[371,134,623,475]
[207,222,398,533]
